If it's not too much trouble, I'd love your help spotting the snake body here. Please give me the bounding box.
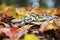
[11,12,57,26]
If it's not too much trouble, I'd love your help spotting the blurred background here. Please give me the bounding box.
[0,0,60,8]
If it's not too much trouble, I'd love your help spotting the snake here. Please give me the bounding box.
[11,12,58,26]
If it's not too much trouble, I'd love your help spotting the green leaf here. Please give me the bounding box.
[31,22,43,25]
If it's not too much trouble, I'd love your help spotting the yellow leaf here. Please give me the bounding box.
[24,34,40,40]
[1,3,6,8]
